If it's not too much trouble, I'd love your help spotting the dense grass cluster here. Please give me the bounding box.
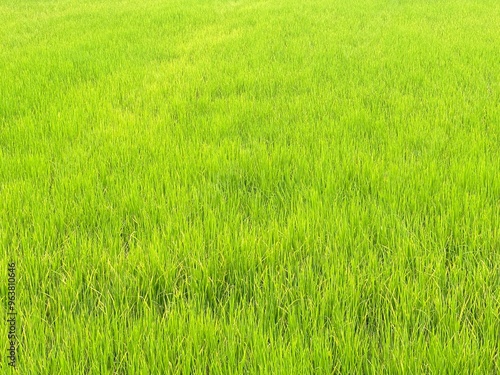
[1,0,499,373]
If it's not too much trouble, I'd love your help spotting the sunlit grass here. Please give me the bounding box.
[1,0,499,373]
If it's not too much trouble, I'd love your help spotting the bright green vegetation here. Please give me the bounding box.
[1,0,499,373]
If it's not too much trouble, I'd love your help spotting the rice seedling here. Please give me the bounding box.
[1,0,499,373]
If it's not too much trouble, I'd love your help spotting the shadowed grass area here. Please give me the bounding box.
[1,0,499,373]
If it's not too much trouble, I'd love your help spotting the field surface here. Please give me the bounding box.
[1,0,500,373]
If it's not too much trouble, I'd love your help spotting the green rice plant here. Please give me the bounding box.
[1,0,499,373]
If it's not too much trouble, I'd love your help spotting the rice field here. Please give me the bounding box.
[1,0,500,373]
